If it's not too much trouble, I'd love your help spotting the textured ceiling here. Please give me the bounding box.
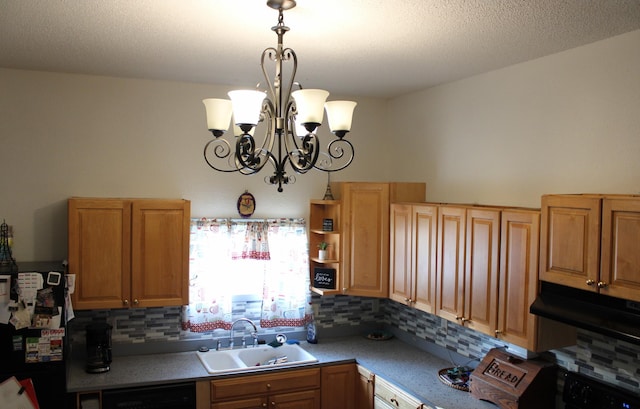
[1,0,639,98]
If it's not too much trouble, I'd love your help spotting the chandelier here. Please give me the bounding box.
[202,0,357,192]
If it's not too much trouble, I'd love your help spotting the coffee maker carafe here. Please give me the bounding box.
[85,323,112,373]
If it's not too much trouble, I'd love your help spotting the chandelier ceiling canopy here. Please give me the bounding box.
[202,0,357,192]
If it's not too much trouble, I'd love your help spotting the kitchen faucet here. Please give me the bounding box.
[229,318,258,349]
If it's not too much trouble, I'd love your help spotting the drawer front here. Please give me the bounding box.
[212,396,267,409]
[374,377,423,409]
[211,368,321,400]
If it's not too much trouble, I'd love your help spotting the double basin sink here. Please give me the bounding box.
[197,343,318,374]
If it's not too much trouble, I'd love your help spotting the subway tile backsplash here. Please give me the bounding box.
[68,294,639,392]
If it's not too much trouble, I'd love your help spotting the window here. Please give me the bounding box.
[181,218,312,333]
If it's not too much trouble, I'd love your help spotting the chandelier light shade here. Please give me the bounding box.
[202,98,232,137]
[325,101,358,136]
[201,0,357,192]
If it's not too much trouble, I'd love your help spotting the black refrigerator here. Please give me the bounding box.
[0,261,68,409]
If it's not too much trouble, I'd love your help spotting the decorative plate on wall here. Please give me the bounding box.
[237,191,256,218]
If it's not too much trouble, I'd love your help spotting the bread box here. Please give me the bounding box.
[470,348,557,409]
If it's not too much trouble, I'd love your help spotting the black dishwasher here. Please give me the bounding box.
[102,382,196,409]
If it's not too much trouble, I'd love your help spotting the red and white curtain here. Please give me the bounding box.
[182,218,312,333]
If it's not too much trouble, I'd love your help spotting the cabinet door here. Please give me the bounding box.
[356,366,374,409]
[412,204,438,314]
[436,206,466,323]
[271,389,320,409]
[131,199,190,307]
[342,183,390,297]
[601,197,640,301]
[321,364,356,409]
[497,210,539,349]
[390,204,413,305]
[464,208,500,335]
[68,198,131,309]
[539,195,601,291]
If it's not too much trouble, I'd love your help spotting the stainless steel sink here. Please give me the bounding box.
[196,343,318,374]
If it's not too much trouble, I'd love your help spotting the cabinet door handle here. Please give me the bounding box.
[123,299,129,306]
[494,330,502,337]
[390,397,399,407]
[586,279,595,286]
[597,281,608,288]
[134,299,139,305]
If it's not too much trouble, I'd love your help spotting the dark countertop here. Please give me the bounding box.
[67,335,495,409]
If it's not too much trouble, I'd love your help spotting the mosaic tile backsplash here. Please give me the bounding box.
[68,294,639,393]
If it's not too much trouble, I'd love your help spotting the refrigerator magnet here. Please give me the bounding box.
[47,272,61,286]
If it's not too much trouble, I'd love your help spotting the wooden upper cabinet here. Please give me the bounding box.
[435,206,466,323]
[540,194,640,302]
[68,197,190,310]
[539,195,601,289]
[601,197,640,301]
[68,198,131,310]
[337,182,425,298]
[342,183,391,297]
[131,199,190,308]
[464,207,500,336]
[497,210,541,350]
[390,204,413,305]
[389,203,437,314]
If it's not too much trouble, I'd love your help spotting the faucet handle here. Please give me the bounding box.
[216,339,222,351]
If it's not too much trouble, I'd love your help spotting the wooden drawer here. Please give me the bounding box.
[212,396,267,409]
[374,376,423,409]
[211,368,321,400]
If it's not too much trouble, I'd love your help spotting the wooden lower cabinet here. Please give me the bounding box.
[321,363,357,409]
[356,365,374,409]
[210,368,321,409]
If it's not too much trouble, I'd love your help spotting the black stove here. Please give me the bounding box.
[563,371,640,409]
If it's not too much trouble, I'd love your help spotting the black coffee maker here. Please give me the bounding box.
[85,323,112,373]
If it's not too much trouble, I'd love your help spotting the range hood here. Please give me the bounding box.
[530,281,640,345]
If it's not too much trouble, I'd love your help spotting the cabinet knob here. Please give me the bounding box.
[342,287,347,293]
[266,383,271,388]
[262,404,267,408]
[494,330,502,337]
[134,299,139,305]
[586,279,595,286]
[597,281,608,288]
[456,316,467,323]
[123,299,129,306]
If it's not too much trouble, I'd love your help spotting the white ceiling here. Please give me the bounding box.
[1,0,639,98]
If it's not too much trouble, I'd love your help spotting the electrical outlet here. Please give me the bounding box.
[439,319,448,335]
[371,299,379,313]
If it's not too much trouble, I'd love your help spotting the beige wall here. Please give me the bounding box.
[387,29,640,207]
[2,29,639,261]
[0,70,389,261]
